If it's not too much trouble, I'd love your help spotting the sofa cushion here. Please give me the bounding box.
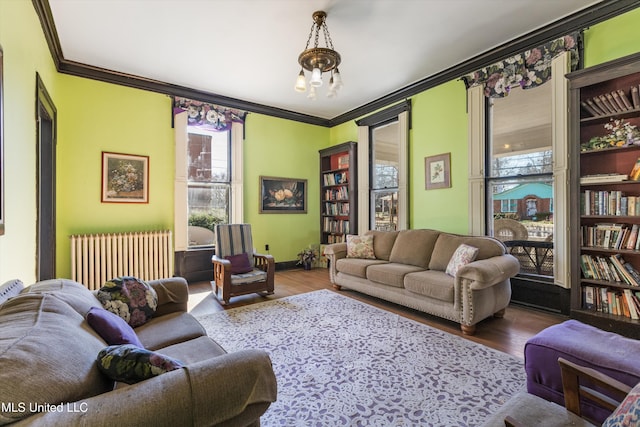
[0,294,112,425]
[404,270,455,302]
[135,311,206,351]
[22,278,102,316]
[365,230,399,261]
[445,244,479,277]
[97,344,183,385]
[335,258,388,278]
[86,306,143,347]
[429,233,505,271]
[346,234,376,259]
[97,276,158,327]
[366,263,424,288]
[388,229,440,268]
[158,335,227,364]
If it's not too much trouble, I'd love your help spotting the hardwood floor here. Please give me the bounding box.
[187,268,567,359]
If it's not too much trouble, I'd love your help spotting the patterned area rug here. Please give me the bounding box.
[196,290,525,426]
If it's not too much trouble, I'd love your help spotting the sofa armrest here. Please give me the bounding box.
[456,254,520,290]
[323,243,347,283]
[12,349,277,427]
[148,277,189,316]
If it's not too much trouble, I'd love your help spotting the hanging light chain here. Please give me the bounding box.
[321,21,335,51]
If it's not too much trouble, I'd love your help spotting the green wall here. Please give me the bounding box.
[0,0,59,284]
[0,2,639,284]
[55,76,175,277]
[243,114,328,262]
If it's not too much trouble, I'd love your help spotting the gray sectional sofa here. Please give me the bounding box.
[0,277,277,426]
[324,229,520,335]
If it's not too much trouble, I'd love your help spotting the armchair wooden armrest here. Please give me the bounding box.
[503,357,632,427]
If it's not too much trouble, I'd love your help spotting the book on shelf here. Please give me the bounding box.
[337,154,349,169]
[580,174,628,184]
[583,286,596,310]
[632,86,640,109]
[630,158,640,181]
[623,289,640,320]
[618,89,634,110]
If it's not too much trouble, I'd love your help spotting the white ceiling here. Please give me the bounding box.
[47,0,602,120]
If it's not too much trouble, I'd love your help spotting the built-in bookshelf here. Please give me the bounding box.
[319,142,357,244]
[569,51,640,339]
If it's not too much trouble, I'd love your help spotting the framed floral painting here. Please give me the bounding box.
[101,152,149,203]
[259,176,307,213]
[425,153,451,190]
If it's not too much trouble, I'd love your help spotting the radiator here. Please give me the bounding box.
[70,230,173,290]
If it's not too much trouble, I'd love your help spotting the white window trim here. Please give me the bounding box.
[173,112,243,252]
[467,51,570,288]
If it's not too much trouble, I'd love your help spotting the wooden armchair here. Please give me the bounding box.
[211,224,275,305]
[503,358,633,427]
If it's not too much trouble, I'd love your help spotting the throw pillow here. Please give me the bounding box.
[97,344,183,385]
[602,381,640,427]
[346,234,376,259]
[86,306,143,347]
[96,276,158,328]
[224,252,253,274]
[445,244,479,277]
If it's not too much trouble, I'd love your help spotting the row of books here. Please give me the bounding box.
[322,171,349,186]
[581,223,640,251]
[324,201,349,216]
[581,190,640,216]
[322,218,350,235]
[324,187,349,201]
[325,234,346,244]
[580,253,640,287]
[583,285,640,320]
[581,85,640,117]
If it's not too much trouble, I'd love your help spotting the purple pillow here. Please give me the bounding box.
[86,306,143,347]
[225,252,253,274]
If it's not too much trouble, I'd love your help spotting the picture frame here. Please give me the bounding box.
[101,152,149,203]
[259,176,307,213]
[425,153,451,190]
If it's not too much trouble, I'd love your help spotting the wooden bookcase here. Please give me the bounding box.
[319,142,357,244]
[568,51,640,339]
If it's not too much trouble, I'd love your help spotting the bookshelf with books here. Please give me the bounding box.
[569,52,640,339]
[319,142,357,244]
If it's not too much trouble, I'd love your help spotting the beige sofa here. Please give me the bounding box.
[324,229,520,335]
[0,277,277,426]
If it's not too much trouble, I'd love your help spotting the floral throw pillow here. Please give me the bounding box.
[97,276,158,327]
[602,381,640,427]
[445,244,479,277]
[97,344,183,384]
[346,234,376,259]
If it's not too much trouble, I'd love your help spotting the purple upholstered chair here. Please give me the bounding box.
[524,319,640,424]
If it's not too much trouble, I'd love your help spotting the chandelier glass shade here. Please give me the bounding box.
[295,11,342,99]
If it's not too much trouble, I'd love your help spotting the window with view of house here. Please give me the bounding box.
[488,83,554,277]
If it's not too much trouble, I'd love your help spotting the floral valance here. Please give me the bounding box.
[462,32,581,98]
[173,97,246,131]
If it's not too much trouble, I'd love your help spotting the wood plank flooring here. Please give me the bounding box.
[187,268,567,359]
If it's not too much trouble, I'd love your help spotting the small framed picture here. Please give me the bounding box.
[425,153,451,190]
[101,152,149,203]
[259,176,307,213]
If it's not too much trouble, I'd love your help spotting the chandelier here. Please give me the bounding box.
[294,11,343,99]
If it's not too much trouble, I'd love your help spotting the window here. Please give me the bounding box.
[356,101,410,234]
[371,121,399,231]
[186,129,230,247]
[488,83,554,277]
